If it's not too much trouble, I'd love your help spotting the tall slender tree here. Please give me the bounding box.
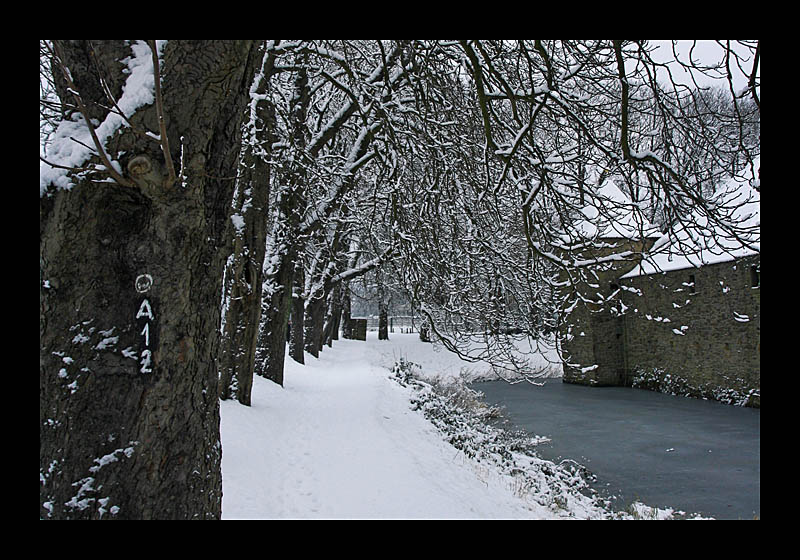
[254,40,410,385]
[219,42,278,406]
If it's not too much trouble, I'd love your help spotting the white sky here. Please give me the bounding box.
[648,40,759,94]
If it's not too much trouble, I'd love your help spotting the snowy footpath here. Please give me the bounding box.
[220,333,661,520]
[220,334,563,519]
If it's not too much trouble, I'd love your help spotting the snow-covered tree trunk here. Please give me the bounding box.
[217,155,271,406]
[378,303,389,340]
[289,263,305,364]
[218,45,277,406]
[323,285,341,347]
[378,283,389,340]
[304,293,326,358]
[255,240,295,386]
[340,287,354,339]
[40,40,258,519]
[256,61,310,385]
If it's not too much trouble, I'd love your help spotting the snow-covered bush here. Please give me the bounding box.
[391,359,713,519]
[391,359,622,518]
[631,366,760,407]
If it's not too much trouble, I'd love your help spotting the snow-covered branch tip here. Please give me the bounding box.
[50,40,135,189]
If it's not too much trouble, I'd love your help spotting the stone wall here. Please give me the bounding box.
[559,236,657,386]
[561,254,760,407]
[620,255,760,406]
[561,301,627,386]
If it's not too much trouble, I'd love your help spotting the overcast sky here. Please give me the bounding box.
[649,40,759,93]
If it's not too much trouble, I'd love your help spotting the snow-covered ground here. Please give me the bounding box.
[220,332,681,519]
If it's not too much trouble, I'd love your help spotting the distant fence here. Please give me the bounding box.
[353,315,419,333]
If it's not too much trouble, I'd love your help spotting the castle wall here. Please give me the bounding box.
[619,255,760,406]
[559,237,656,387]
[561,253,760,406]
[561,302,626,386]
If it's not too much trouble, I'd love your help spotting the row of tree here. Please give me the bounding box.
[40,40,759,519]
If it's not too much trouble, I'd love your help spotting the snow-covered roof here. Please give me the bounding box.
[573,179,662,241]
[621,159,760,278]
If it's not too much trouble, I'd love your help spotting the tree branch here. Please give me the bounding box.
[747,40,760,113]
[147,40,177,188]
[51,40,135,189]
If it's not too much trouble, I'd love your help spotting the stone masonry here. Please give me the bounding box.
[560,252,760,407]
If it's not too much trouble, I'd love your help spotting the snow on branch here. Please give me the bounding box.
[326,245,396,289]
[40,41,167,196]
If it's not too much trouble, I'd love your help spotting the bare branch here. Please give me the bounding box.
[39,155,96,174]
[50,41,135,189]
[147,40,177,188]
[747,40,760,113]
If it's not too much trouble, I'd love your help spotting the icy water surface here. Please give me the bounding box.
[474,379,760,519]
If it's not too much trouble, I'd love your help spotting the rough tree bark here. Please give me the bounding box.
[325,284,342,346]
[304,293,326,358]
[377,282,389,340]
[340,285,354,339]
[288,261,305,364]
[218,45,277,406]
[40,40,258,519]
[254,241,296,386]
[255,61,310,386]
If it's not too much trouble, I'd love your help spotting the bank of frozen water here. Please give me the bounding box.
[221,332,706,519]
